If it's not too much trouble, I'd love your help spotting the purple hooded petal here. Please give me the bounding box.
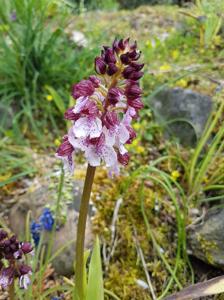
[104,48,116,64]
[56,136,74,157]
[107,63,118,76]
[118,152,130,166]
[95,57,107,74]
[108,87,124,105]
[72,80,95,99]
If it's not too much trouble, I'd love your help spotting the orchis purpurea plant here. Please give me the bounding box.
[56,37,144,300]
[0,230,33,299]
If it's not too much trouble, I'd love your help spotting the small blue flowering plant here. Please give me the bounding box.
[30,208,55,247]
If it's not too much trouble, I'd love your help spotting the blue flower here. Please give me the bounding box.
[30,221,42,247]
[39,208,54,231]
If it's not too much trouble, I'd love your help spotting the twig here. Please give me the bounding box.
[105,198,123,268]
[133,227,157,300]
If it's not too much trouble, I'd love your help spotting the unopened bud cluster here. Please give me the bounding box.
[0,230,32,290]
[57,38,144,175]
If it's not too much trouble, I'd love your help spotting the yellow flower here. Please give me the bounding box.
[46,94,53,101]
[171,50,179,60]
[133,123,141,131]
[136,146,144,154]
[54,138,61,146]
[171,170,181,181]
[159,64,171,72]
[176,79,188,88]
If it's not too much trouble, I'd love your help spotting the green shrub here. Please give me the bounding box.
[0,0,98,142]
[117,0,180,9]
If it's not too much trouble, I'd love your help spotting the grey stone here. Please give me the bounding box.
[151,88,213,146]
[9,181,93,276]
[188,209,224,268]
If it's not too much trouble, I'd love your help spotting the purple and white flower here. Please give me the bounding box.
[57,38,144,175]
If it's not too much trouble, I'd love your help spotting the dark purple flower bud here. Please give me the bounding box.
[128,71,144,80]
[89,75,101,88]
[125,84,142,99]
[0,231,7,242]
[129,50,141,61]
[9,236,17,243]
[122,66,136,79]
[118,38,130,51]
[120,53,130,65]
[130,62,144,71]
[103,111,119,129]
[10,243,19,252]
[95,57,107,74]
[64,107,80,121]
[113,38,120,53]
[57,136,74,157]
[128,98,144,110]
[118,152,130,166]
[118,39,125,51]
[108,87,124,105]
[72,80,95,99]
[107,63,118,76]
[126,126,136,144]
[21,242,33,254]
[19,264,32,276]
[104,48,116,64]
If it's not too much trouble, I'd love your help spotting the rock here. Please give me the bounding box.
[151,88,213,146]
[45,209,92,276]
[70,31,88,47]
[9,181,93,276]
[188,209,224,268]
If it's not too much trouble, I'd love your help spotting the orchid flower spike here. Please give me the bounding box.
[56,38,144,176]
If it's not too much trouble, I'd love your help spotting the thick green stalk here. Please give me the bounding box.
[75,165,96,300]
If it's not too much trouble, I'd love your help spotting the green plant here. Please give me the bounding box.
[0,0,98,141]
[0,138,36,188]
[180,0,224,48]
[117,0,179,9]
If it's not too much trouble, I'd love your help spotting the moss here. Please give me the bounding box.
[196,234,217,265]
[91,167,190,299]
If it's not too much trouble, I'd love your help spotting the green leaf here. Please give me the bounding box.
[86,236,104,300]
[45,86,65,114]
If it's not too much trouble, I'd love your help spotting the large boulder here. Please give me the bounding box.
[188,209,224,268]
[151,88,213,146]
[9,181,93,276]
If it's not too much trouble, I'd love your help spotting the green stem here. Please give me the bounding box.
[8,280,15,300]
[75,165,96,300]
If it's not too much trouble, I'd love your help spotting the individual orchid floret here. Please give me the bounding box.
[72,79,95,99]
[0,229,32,290]
[57,37,144,175]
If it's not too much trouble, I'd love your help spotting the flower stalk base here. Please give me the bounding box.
[75,165,96,300]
